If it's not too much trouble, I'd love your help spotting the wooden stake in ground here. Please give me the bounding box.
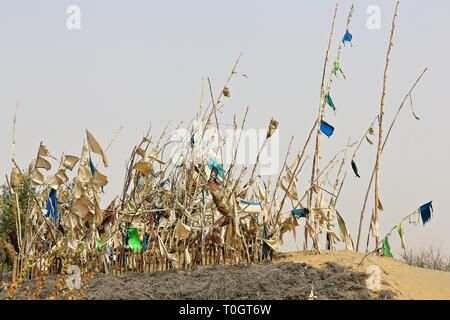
[373,1,400,253]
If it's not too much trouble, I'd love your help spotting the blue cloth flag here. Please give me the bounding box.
[240,200,262,206]
[343,30,353,46]
[45,188,58,224]
[143,233,149,251]
[320,121,335,137]
[136,175,142,189]
[160,178,171,187]
[419,201,433,225]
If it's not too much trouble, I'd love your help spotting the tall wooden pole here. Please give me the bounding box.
[373,1,400,252]
[353,67,427,252]
[308,4,355,252]
[307,3,339,252]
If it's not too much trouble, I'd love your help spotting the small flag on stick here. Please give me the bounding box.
[86,129,108,167]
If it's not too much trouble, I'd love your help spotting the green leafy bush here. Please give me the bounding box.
[0,165,35,270]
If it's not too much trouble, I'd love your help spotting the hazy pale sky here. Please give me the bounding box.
[0,0,449,256]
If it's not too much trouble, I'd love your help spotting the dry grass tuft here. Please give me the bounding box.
[401,247,450,272]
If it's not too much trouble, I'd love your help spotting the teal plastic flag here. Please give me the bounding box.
[143,233,149,251]
[326,94,336,111]
[90,156,104,192]
[89,156,96,175]
[190,134,195,148]
[207,158,224,178]
[351,160,360,178]
[240,200,262,206]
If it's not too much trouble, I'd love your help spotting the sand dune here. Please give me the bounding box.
[276,250,450,300]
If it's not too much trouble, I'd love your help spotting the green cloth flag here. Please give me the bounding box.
[382,236,394,258]
[397,222,406,249]
[333,61,341,74]
[333,61,346,80]
[128,227,142,252]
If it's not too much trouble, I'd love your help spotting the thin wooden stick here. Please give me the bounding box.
[373,1,400,253]
[268,136,294,222]
[226,106,250,181]
[308,3,340,252]
[95,125,123,168]
[359,208,420,265]
[275,119,317,223]
[207,77,224,164]
[11,101,19,162]
[248,118,278,184]
[357,66,428,252]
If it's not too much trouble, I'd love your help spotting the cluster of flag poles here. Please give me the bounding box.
[4,4,437,282]
[312,2,434,258]
[307,4,355,253]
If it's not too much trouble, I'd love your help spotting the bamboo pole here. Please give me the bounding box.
[373,1,400,253]
[355,67,428,252]
[308,3,339,253]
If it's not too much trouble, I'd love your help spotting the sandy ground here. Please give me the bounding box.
[1,250,449,300]
[275,250,450,300]
[1,260,393,300]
